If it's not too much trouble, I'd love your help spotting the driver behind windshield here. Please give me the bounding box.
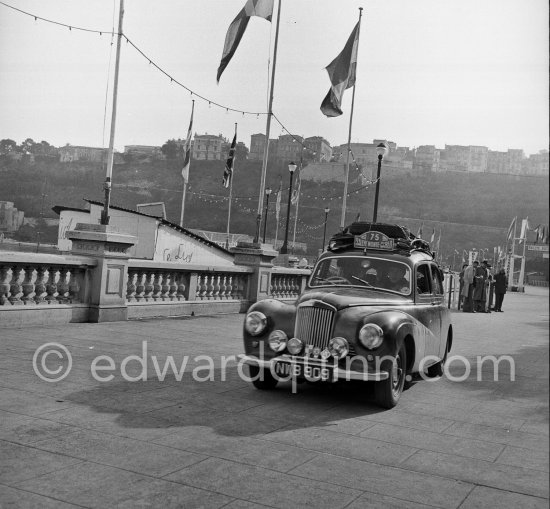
[378,264,409,293]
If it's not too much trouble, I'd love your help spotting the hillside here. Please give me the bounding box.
[1,155,548,265]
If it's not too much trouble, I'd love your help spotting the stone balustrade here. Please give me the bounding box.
[270,267,311,300]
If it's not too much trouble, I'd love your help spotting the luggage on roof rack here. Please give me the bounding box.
[344,222,414,241]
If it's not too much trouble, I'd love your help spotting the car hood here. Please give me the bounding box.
[298,287,412,310]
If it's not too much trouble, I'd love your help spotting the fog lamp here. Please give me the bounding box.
[287,337,303,355]
[268,330,288,352]
[328,337,349,359]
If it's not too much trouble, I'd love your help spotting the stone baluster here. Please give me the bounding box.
[161,272,171,301]
[68,268,81,303]
[21,266,36,305]
[204,274,214,300]
[57,267,70,303]
[45,267,58,303]
[9,265,23,305]
[198,274,208,300]
[126,270,137,302]
[225,275,233,299]
[169,272,178,301]
[135,272,146,301]
[218,275,227,300]
[176,273,186,301]
[0,266,10,305]
[273,276,281,299]
[152,273,163,301]
[144,272,155,302]
[33,266,47,304]
[213,274,221,300]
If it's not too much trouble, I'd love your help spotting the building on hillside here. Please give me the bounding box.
[192,134,225,160]
[441,145,471,172]
[124,145,164,159]
[508,149,524,174]
[59,145,107,163]
[300,162,347,183]
[469,146,488,173]
[53,200,234,266]
[524,150,549,176]
[303,136,332,162]
[276,135,304,162]
[0,201,24,232]
[487,150,509,174]
[413,145,440,172]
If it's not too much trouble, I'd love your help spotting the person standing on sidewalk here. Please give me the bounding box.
[462,262,475,312]
[493,268,508,312]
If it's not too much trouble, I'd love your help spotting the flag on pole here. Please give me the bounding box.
[507,216,517,241]
[320,20,360,117]
[222,134,237,188]
[275,178,282,221]
[430,228,435,244]
[217,0,274,82]
[534,224,543,243]
[518,217,530,244]
[416,222,424,238]
[181,106,194,180]
[435,230,441,252]
[291,172,301,205]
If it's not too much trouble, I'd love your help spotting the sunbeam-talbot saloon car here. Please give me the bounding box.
[239,222,453,408]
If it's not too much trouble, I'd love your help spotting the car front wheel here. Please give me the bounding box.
[249,365,278,390]
[374,344,406,409]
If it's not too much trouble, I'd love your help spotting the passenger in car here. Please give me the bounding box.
[379,264,409,293]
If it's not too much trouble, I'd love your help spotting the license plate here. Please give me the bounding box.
[274,361,334,382]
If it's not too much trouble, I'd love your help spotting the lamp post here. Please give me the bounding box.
[322,207,330,251]
[372,142,389,223]
[280,162,297,254]
[262,187,272,243]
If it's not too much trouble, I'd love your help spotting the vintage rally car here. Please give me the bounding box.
[239,222,453,408]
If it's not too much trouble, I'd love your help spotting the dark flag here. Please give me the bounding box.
[223,134,237,188]
[320,21,360,117]
[217,0,273,82]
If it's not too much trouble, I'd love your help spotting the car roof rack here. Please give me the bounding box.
[327,222,434,258]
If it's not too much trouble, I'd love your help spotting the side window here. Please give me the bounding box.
[416,264,432,295]
[431,265,444,295]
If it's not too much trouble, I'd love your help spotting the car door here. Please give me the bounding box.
[415,263,441,358]
[429,263,447,358]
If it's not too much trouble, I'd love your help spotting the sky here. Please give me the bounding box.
[1,0,548,156]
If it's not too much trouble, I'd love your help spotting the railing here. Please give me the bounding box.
[270,267,311,301]
[443,272,461,309]
[0,253,94,307]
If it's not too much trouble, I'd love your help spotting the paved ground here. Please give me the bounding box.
[0,287,548,508]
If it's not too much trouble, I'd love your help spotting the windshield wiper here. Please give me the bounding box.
[351,275,374,287]
[312,276,337,286]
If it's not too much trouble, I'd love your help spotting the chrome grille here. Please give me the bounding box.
[294,304,335,349]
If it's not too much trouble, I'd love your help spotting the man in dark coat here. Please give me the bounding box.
[472,261,487,312]
[493,268,508,312]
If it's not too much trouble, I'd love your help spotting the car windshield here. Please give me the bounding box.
[310,256,412,295]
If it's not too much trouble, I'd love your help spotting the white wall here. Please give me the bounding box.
[57,210,94,251]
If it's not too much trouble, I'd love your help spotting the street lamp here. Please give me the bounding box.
[262,187,272,243]
[280,161,297,254]
[372,142,390,223]
[322,207,330,251]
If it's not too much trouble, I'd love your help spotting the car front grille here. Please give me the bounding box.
[294,304,335,350]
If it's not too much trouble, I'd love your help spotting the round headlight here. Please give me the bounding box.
[268,330,288,352]
[245,311,267,336]
[287,337,303,355]
[328,337,349,359]
[358,324,384,350]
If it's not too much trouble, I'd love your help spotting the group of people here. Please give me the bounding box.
[459,259,508,313]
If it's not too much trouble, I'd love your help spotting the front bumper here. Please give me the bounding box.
[238,354,389,381]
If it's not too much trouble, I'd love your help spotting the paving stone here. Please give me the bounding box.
[165,457,361,509]
[496,444,550,472]
[0,388,73,416]
[0,484,81,508]
[359,422,505,461]
[15,461,231,508]
[459,485,549,509]
[402,449,549,499]
[32,428,206,477]
[359,407,456,433]
[289,453,473,509]
[0,440,83,485]
[261,426,417,467]
[343,491,443,509]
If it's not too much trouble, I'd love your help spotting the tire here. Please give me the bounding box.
[374,343,406,409]
[249,365,278,390]
[427,336,449,378]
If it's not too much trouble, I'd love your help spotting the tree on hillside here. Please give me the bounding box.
[161,139,180,160]
[0,139,18,154]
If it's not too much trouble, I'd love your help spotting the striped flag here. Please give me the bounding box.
[320,20,360,117]
[222,134,237,188]
[507,216,517,241]
[181,105,194,180]
[275,178,282,221]
[430,228,435,244]
[217,0,274,82]
[291,172,301,205]
[518,217,530,244]
[416,222,424,238]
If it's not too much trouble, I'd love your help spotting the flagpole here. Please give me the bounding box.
[518,218,528,292]
[340,7,363,229]
[226,123,237,249]
[180,100,194,227]
[507,220,517,291]
[101,0,124,226]
[291,153,303,251]
[254,0,282,243]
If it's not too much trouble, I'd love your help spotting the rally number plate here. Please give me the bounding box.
[274,361,335,382]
